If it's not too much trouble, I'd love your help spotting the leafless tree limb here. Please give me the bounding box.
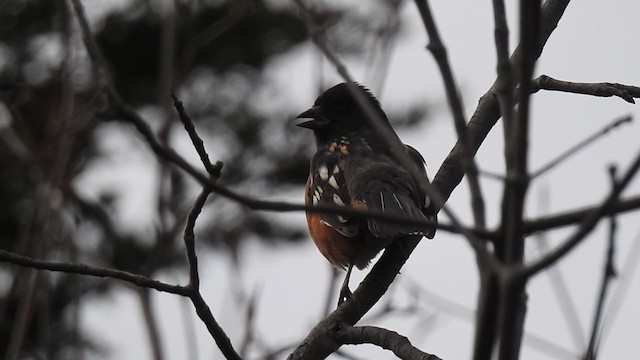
[413,0,486,229]
[585,166,619,360]
[600,229,640,345]
[138,287,166,360]
[532,75,640,104]
[533,186,586,350]
[0,249,190,296]
[329,322,443,360]
[524,194,640,234]
[172,94,222,177]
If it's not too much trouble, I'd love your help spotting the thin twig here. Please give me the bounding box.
[138,287,166,360]
[172,94,222,177]
[413,0,486,229]
[492,0,515,139]
[532,75,640,104]
[182,188,242,360]
[524,194,640,234]
[0,249,190,295]
[521,139,640,278]
[599,229,640,345]
[329,322,443,360]
[585,166,619,360]
[534,185,585,349]
[531,115,633,179]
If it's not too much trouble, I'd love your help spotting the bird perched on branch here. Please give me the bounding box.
[296,83,437,305]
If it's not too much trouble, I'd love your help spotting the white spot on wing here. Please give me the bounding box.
[424,195,431,208]
[328,176,339,189]
[332,165,340,174]
[333,194,345,206]
[319,165,329,180]
[337,215,347,223]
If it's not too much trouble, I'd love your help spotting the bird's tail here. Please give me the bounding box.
[364,191,436,239]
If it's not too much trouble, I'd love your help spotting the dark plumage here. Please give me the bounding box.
[297,82,437,305]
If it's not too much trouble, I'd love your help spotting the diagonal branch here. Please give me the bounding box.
[585,166,619,360]
[531,115,632,179]
[413,0,486,229]
[172,94,223,177]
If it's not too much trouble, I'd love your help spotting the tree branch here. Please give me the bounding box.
[531,115,633,179]
[584,167,618,360]
[532,75,640,104]
[524,194,640,234]
[0,249,190,296]
[171,94,222,177]
[330,322,443,360]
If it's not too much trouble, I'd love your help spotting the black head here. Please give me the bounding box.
[296,83,390,144]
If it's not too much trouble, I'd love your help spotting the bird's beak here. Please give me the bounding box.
[295,106,323,129]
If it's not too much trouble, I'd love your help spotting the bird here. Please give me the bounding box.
[296,82,437,306]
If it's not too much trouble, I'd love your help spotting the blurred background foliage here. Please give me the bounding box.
[0,0,431,358]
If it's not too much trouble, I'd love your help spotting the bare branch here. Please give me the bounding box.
[330,322,443,360]
[0,249,190,296]
[413,0,486,229]
[172,94,223,177]
[524,194,640,234]
[532,75,640,104]
[138,288,166,360]
[521,140,640,278]
[585,166,619,360]
[533,185,586,349]
[532,115,633,179]
[492,0,515,140]
[600,229,640,345]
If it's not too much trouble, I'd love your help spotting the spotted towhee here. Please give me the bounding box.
[296,83,437,305]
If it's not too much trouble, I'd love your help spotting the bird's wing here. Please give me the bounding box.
[345,146,435,239]
[308,149,359,237]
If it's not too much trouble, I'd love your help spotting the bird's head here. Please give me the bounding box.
[296,83,390,145]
